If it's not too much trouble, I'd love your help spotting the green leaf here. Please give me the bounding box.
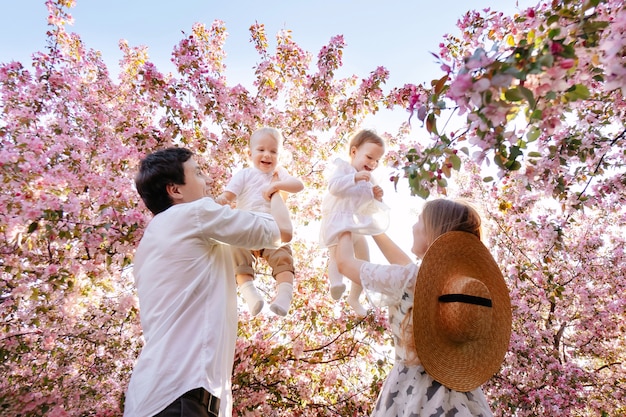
[509,145,523,161]
[505,87,524,102]
[583,20,609,32]
[416,187,430,198]
[494,153,506,169]
[508,160,522,171]
[537,53,554,69]
[561,43,577,59]
[503,66,526,80]
[526,126,541,142]
[564,84,590,101]
[27,221,39,233]
[504,86,535,107]
[547,14,560,26]
[450,153,462,170]
[529,109,543,122]
[548,28,561,39]
[518,86,535,108]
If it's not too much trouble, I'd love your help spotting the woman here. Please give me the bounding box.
[335,198,511,417]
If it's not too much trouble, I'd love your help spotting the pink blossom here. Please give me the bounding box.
[448,72,473,99]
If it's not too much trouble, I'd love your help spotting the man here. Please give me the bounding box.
[123,147,292,417]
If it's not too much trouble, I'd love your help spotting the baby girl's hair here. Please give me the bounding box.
[250,126,284,148]
[348,129,385,151]
[401,198,483,366]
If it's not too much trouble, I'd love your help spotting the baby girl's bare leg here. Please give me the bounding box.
[328,248,346,300]
[347,235,369,317]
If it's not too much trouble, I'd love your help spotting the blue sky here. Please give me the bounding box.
[2,0,536,89]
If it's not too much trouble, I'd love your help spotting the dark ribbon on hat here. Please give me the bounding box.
[438,294,493,307]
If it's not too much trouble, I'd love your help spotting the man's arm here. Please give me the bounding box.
[264,174,304,201]
[193,199,282,249]
[270,192,293,243]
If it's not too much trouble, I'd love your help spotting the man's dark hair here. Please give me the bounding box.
[135,147,193,215]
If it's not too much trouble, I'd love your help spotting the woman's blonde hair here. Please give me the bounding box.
[402,198,483,365]
[421,198,481,243]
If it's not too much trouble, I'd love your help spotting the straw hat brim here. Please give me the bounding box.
[413,231,512,392]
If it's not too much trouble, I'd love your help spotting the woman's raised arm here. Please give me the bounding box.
[372,233,412,265]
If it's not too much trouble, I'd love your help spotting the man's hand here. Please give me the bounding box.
[263,171,281,201]
[264,171,304,201]
[263,185,278,201]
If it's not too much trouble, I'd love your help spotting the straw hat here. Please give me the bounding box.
[413,231,511,392]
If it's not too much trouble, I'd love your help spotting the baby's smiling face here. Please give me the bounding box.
[350,142,384,172]
[249,132,280,174]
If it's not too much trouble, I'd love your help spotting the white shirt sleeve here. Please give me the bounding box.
[186,197,281,249]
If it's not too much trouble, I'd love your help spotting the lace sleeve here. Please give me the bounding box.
[360,262,418,308]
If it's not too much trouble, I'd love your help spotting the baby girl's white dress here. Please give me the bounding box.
[319,158,389,247]
[360,261,494,417]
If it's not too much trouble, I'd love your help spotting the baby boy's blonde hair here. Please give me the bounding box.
[250,127,284,148]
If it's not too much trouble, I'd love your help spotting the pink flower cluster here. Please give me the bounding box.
[599,6,626,95]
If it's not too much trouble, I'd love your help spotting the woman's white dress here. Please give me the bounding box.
[319,158,389,247]
[360,261,494,417]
